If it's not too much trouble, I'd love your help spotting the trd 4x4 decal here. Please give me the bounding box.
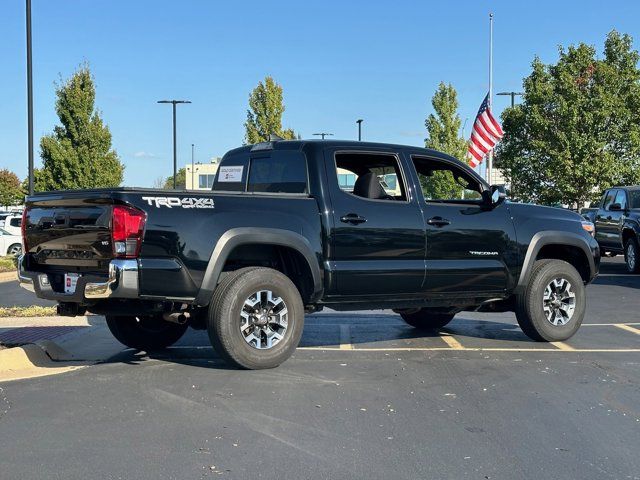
[141,196,215,209]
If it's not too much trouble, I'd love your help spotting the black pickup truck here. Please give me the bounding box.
[18,140,600,369]
[582,186,640,273]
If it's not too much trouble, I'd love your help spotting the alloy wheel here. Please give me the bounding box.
[240,290,288,350]
[542,277,576,326]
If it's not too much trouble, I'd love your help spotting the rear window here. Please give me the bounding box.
[213,150,308,194]
[212,153,249,192]
[248,152,307,194]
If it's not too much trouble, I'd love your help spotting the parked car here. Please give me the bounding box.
[0,228,22,256]
[2,214,23,236]
[17,140,599,369]
[591,186,640,272]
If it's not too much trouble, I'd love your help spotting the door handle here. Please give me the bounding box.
[427,216,451,227]
[340,213,367,225]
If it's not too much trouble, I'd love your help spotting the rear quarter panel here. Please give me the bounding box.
[113,190,323,298]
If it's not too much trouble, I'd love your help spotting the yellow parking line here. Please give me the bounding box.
[614,324,640,336]
[550,342,575,351]
[339,324,353,350]
[440,333,465,350]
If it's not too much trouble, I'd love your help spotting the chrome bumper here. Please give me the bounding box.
[17,255,139,302]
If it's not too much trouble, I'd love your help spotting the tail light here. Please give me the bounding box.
[21,208,29,253]
[112,205,146,258]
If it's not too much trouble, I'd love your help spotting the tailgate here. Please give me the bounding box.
[24,195,114,269]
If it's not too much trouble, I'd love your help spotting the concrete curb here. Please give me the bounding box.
[0,315,124,382]
[0,342,88,383]
[0,271,17,283]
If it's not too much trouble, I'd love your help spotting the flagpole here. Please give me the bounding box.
[487,12,494,184]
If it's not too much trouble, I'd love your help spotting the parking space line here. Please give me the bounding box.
[550,342,575,351]
[339,324,353,350]
[582,322,640,327]
[296,346,640,353]
[614,323,640,335]
[440,332,465,350]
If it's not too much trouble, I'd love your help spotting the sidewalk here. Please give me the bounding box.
[0,315,124,382]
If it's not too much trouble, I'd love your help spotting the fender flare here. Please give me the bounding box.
[516,231,597,292]
[194,227,323,306]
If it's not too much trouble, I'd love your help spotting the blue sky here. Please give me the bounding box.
[1,0,639,187]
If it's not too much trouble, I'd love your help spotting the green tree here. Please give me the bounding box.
[164,168,186,189]
[37,65,124,191]
[424,82,469,199]
[496,31,640,206]
[244,76,297,144]
[0,169,24,207]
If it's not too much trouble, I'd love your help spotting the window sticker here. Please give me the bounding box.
[218,166,244,182]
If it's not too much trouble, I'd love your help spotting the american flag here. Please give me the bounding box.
[467,93,504,168]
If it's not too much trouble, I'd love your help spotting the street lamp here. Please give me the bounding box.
[313,133,333,140]
[356,119,363,141]
[157,99,191,189]
[26,0,34,195]
[497,91,523,108]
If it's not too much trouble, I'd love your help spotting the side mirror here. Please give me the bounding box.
[609,203,622,211]
[490,184,507,205]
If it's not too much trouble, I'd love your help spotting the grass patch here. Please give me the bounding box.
[0,256,17,273]
[0,306,57,317]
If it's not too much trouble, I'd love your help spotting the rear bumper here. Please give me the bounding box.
[17,255,139,303]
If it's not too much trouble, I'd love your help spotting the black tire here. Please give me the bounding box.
[398,309,455,330]
[624,237,640,273]
[515,259,586,342]
[207,267,304,369]
[105,315,188,351]
[7,243,22,256]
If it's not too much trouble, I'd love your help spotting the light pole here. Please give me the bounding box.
[497,91,523,108]
[157,99,191,189]
[26,0,34,195]
[313,133,333,140]
[356,119,363,141]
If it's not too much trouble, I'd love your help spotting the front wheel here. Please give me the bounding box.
[515,259,586,342]
[207,267,304,369]
[624,237,640,273]
[106,315,188,351]
[7,243,22,256]
[397,309,455,330]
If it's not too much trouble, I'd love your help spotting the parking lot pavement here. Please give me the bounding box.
[0,275,55,307]
[0,257,638,479]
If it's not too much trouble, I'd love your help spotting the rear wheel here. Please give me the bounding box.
[397,308,455,330]
[105,315,188,351]
[207,267,304,369]
[624,237,640,273]
[515,259,585,342]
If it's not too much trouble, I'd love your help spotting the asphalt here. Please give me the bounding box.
[0,274,55,307]
[0,257,638,479]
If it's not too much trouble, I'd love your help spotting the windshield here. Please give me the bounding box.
[629,190,640,209]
